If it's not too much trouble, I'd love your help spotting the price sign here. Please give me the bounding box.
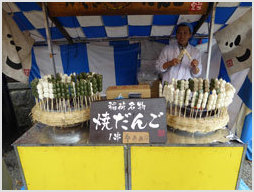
[123,132,149,144]
[89,98,167,144]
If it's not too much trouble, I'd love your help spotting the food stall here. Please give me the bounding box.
[12,73,245,190]
[6,2,251,190]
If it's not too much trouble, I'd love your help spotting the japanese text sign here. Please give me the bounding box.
[89,98,167,144]
[46,2,208,17]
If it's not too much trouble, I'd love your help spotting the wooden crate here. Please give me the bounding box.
[150,80,160,98]
[139,80,160,98]
[106,85,151,99]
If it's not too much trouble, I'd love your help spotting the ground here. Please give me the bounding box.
[3,149,23,190]
[2,147,252,190]
[241,159,252,189]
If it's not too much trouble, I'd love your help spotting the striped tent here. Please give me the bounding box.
[2,2,252,159]
[2,2,251,41]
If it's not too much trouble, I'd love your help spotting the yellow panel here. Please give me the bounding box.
[131,146,243,190]
[17,146,125,190]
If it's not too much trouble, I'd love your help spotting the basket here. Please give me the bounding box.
[31,105,90,127]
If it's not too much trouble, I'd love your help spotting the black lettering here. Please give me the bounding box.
[82,2,89,9]
[125,134,131,142]
[157,3,162,9]
[162,2,171,8]
[157,2,171,9]
[66,2,75,7]
[173,2,184,6]
[93,2,101,8]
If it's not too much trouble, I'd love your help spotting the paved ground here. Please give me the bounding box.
[3,149,23,190]
[240,159,252,189]
[2,147,252,190]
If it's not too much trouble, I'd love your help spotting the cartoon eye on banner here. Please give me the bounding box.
[2,11,34,83]
[215,9,252,77]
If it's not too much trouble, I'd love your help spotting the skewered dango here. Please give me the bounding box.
[31,72,103,112]
[161,78,235,118]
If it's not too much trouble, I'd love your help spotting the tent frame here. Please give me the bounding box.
[42,2,56,76]
[41,2,217,78]
[206,3,217,79]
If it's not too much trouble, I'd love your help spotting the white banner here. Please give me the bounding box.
[33,45,64,77]
[215,9,252,76]
[87,44,116,93]
[2,11,34,83]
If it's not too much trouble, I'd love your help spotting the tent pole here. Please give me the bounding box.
[42,2,57,76]
[34,35,209,46]
[206,3,216,79]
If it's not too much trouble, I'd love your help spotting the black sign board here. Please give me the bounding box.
[89,98,167,144]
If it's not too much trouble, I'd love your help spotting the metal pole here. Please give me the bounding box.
[34,35,209,46]
[206,3,216,79]
[42,2,57,76]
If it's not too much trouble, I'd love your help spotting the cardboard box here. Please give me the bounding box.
[106,85,151,99]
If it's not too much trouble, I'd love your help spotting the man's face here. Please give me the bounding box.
[176,26,192,46]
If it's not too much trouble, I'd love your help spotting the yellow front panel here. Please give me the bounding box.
[17,146,125,190]
[131,146,243,190]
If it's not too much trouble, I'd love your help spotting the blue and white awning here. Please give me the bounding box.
[2,2,252,42]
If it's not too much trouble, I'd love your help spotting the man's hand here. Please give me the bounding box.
[162,58,180,70]
[191,59,200,74]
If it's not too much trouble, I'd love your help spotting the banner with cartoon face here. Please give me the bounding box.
[215,9,251,77]
[2,11,34,83]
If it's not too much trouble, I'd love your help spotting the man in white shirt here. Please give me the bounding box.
[156,22,202,85]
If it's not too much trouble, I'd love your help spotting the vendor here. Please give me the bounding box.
[156,22,202,85]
